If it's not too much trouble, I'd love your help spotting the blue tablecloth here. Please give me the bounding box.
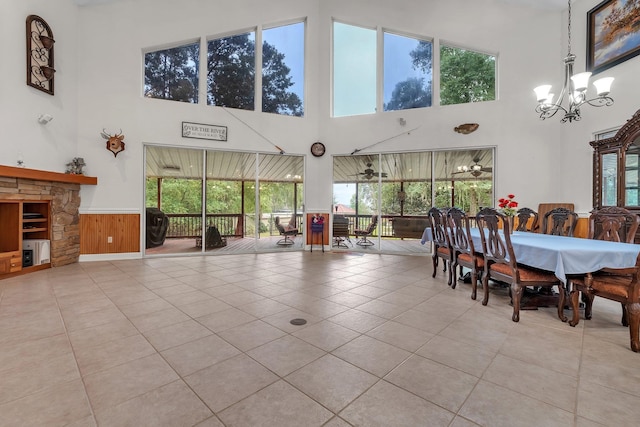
[422,227,640,284]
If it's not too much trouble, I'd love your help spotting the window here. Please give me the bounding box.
[207,32,256,110]
[333,22,376,117]
[383,32,432,111]
[440,44,496,106]
[144,42,199,103]
[262,22,305,116]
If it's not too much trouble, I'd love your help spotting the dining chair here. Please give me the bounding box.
[588,206,639,243]
[428,207,453,286]
[476,207,566,322]
[540,207,578,236]
[568,206,640,332]
[535,203,574,233]
[447,207,484,299]
[568,254,640,352]
[514,207,538,232]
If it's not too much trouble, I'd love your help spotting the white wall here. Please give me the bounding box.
[0,0,79,171]
[4,0,640,233]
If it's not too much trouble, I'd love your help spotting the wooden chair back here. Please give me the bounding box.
[535,203,574,232]
[475,207,517,279]
[515,207,538,232]
[541,207,578,236]
[588,206,640,243]
[428,207,450,249]
[447,207,476,257]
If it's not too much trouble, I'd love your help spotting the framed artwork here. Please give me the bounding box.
[587,0,640,74]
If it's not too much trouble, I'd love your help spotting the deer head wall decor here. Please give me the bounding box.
[100,129,125,157]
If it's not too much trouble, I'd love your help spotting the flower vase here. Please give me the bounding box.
[507,216,514,234]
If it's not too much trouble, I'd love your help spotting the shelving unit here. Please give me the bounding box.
[0,199,51,277]
[0,201,21,274]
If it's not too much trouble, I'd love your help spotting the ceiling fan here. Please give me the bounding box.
[355,163,388,180]
[452,156,492,177]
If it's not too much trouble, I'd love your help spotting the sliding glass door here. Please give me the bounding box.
[145,146,305,255]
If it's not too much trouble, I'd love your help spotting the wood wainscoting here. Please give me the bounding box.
[80,214,140,254]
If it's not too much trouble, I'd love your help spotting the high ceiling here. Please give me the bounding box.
[146,146,493,183]
[75,0,568,10]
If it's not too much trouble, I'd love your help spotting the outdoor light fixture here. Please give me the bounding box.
[534,0,614,123]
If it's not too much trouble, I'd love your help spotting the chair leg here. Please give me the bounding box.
[569,288,581,327]
[627,302,640,352]
[511,283,523,322]
[556,284,567,322]
[450,263,458,289]
[583,292,594,320]
[470,269,478,300]
[621,302,628,327]
[432,254,438,278]
[481,274,490,306]
[446,260,453,287]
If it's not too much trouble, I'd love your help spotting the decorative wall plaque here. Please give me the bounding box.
[26,15,55,95]
[182,122,228,141]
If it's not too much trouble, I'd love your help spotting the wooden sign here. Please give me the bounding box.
[182,122,227,141]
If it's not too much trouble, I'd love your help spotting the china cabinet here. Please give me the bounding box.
[591,109,640,242]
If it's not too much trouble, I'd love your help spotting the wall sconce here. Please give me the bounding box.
[26,15,55,95]
[37,114,53,124]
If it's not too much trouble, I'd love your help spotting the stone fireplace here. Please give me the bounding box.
[0,166,97,267]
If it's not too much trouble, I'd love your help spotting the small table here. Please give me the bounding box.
[310,223,324,252]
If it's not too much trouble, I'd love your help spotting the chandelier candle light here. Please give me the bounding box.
[534,0,614,123]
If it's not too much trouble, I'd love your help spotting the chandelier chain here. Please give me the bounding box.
[567,0,571,55]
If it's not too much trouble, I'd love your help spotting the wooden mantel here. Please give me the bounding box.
[0,165,97,185]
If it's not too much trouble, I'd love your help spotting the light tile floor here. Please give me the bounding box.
[1,252,639,426]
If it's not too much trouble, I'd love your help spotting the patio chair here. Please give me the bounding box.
[275,216,298,246]
[354,215,378,247]
[333,215,351,247]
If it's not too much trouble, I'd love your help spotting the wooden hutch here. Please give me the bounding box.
[591,109,640,242]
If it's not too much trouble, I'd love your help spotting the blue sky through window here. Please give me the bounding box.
[263,22,305,114]
[333,22,377,117]
[383,32,431,110]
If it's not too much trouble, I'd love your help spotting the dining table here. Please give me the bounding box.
[422,227,640,285]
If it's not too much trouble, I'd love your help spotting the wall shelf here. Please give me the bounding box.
[0,165,97,185]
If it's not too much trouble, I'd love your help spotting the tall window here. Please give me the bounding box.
[333,22,376,117]
[262,22,305,116]
[144,42,199,103]
[440,45,496,106]
[383,32,432,111]
[207,32,256,110]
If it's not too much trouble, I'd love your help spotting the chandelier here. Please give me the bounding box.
[534,0,614,123]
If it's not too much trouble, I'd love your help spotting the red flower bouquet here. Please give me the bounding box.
[498,194,518,217]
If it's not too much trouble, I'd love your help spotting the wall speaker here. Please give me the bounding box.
[23,249,33,267]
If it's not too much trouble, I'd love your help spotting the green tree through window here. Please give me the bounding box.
[440,45,496,105]
[144,42,199,103]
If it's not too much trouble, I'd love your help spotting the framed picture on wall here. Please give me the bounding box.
[587,0,640,74]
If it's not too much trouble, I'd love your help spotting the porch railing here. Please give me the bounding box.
[165,213,242,238]
[163,213,432,239]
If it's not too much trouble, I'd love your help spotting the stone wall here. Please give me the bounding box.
[0,176,81,267]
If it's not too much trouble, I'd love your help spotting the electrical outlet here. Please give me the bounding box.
[107,236,113,243]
